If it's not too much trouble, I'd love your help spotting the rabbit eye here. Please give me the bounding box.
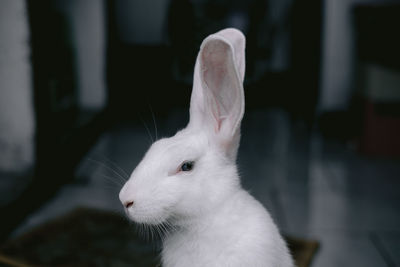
[180,161,194,172]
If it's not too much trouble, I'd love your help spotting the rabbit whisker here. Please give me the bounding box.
[96,155,130,180]
[139,115,154,143]
[98,173,124,187]
[149,104,159,141]
[87,157,128,183]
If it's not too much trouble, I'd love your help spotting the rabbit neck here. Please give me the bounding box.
[170,186,245,231]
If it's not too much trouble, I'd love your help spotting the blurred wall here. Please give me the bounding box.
[320,0,356,112]
[54,0,107,110]
[319,0,397,112]
[0,0,35,172]
[115,0,170,45]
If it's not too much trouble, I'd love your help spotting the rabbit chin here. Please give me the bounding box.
[125,205,172,225]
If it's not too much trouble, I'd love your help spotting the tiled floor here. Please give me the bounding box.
[13,108,400,266]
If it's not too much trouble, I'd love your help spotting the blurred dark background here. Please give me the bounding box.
[1,0,399,265]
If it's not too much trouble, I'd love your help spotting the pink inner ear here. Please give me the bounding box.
[201,41,231,131]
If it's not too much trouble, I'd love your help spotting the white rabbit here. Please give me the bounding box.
[119,28,294,267]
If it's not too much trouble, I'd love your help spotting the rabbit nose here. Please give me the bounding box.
[125,201,134,208]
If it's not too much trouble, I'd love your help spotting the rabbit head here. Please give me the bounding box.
[119,28,246,225]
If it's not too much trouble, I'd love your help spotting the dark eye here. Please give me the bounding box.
[180,161,194,172]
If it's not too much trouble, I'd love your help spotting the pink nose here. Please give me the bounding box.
[125,201,134,208]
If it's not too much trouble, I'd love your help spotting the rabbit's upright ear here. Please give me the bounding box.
[188,28,245,161]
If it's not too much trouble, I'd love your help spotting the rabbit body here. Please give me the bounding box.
[119,28,294,267]
[162,184,292,267]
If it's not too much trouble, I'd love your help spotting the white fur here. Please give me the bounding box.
[119,28,294,267]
